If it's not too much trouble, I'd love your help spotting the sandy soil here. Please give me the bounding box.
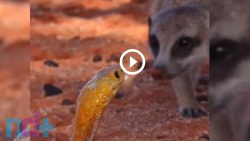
[0,1,30,141]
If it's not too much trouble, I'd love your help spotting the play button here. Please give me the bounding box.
[129,57,138,67]
[120,49,146,75]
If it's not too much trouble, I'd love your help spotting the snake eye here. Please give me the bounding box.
[114,71,120,79]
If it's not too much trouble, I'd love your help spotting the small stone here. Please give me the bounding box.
[115,108,124,113]
[43,84,63,97]
[199,134,209,140]
[44,60,59,67]
[114,92,124,99]
[107,53,120,63]
[62,99,75,106]
[92,54,102,62]
[156,135,165,139]
[0,39,3,45]
[71,36,81,41]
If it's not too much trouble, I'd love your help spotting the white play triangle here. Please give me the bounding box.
[129,56,138,67]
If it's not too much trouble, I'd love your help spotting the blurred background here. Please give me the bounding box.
[0,0,30,140]
[1,0,209,141]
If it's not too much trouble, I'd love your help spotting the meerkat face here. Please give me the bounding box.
[209,1,250,140]
[149,6,209,79]
[209,0,250,107]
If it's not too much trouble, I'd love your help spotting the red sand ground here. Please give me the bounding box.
[0,1,29,141]
[2,0,209,140]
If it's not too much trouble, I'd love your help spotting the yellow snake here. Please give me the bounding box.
[15,65,125,141]
[70,65,125,141]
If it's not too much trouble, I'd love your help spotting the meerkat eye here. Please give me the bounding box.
[176,36,197,49]
[210,39,235,61]
[149,35,160,56]
[171,36,200,58]
[114,71,120,79]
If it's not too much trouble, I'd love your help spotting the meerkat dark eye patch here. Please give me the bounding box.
[210,39,236,62]
[114,71,120,79]
[149,35,160,57]
[210,39,248,83]
[171,36,200,58]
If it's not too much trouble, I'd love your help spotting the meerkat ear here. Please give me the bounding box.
[148,17,152,27]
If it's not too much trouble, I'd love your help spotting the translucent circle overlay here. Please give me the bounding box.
[120,49,146,75]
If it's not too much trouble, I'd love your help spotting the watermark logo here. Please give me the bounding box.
[5,112,54,139]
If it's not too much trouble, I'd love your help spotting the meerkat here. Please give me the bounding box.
[209,0,250,140]
[148,0,209,118]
